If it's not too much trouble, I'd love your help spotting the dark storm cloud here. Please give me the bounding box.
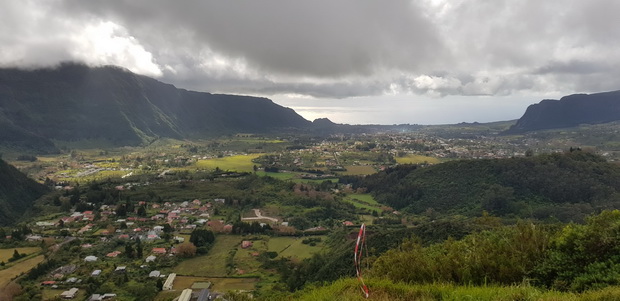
[2,0,620,102]
[60,0,445,77]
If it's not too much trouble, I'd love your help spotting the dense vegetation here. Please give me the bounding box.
[371,210,620,292]
[352,150,620,222]
[0,159,48,225]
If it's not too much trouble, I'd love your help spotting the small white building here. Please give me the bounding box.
[60,287,78,299]
[84,256,98,262]
[149,270,161,278]
[145,255,157,263]
[163,273,176,290]
[178,289,193,301]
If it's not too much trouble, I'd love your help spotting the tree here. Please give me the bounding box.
[136,238,143,258]
[11,249,21,261]
[189,229,215,247]
[116,204,127,217]
[177,243,197,257]
[125,244,135,258]
[137,205,147,217]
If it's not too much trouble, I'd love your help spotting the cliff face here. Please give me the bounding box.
[0,63,311,150]
[506,90,620,133]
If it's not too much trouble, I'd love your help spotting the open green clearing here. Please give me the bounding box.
[344,194,383,212]
[0,247,41,263]
[174,235,242,277]
[340,165,377,176]
[0,255,44,289]
[195,154,261,172]
[234,245,264,275]
[395,154,441,164]
[267,236,326,260]
[255,171,295,180]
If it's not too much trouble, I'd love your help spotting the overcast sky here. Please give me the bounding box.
[2,0,618,124]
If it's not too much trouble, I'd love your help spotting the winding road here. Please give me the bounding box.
[241,209,278,223]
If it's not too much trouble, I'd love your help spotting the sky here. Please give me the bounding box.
[1,0,619,125]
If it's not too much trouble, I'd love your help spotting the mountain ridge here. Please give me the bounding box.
[0,63,311,151]
[505,90,620,133]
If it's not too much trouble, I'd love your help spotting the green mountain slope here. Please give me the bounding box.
[359,151,620,221]
[0,159,49,225]
[0,63,311,150]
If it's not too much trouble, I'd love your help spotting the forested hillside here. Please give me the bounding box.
[349,150,620,222]
[0,159,48,225]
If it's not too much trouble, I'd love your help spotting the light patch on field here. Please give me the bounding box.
[195,154,261,172]
[340,165,377,175]
[0,255,44,288]
[395,154,441,164]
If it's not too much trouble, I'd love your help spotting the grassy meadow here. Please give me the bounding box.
[195,154,262,172]
[174,235,242,277]
[0,255,45,289]
[395,154,441,164]
[267,236,326,260]
[0,247,41,263]
[344,194,383,212]
[340,165,377,176]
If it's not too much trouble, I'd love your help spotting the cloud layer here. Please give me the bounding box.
[2,0,619,102]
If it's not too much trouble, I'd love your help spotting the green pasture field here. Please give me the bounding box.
[195,154,262,172]
[0,247,41,263]
[0,255,45,289]
[344,194,383,212]
[339,165,377,176]
[395,154,441,164]
[58,170,130,183]
[255,171,295,180]
[267,236,325,260]
[174,235,242,277]
[234,244,265,275]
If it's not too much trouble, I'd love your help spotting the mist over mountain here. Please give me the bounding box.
[0,63,311,151]
[506,90,620,134]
